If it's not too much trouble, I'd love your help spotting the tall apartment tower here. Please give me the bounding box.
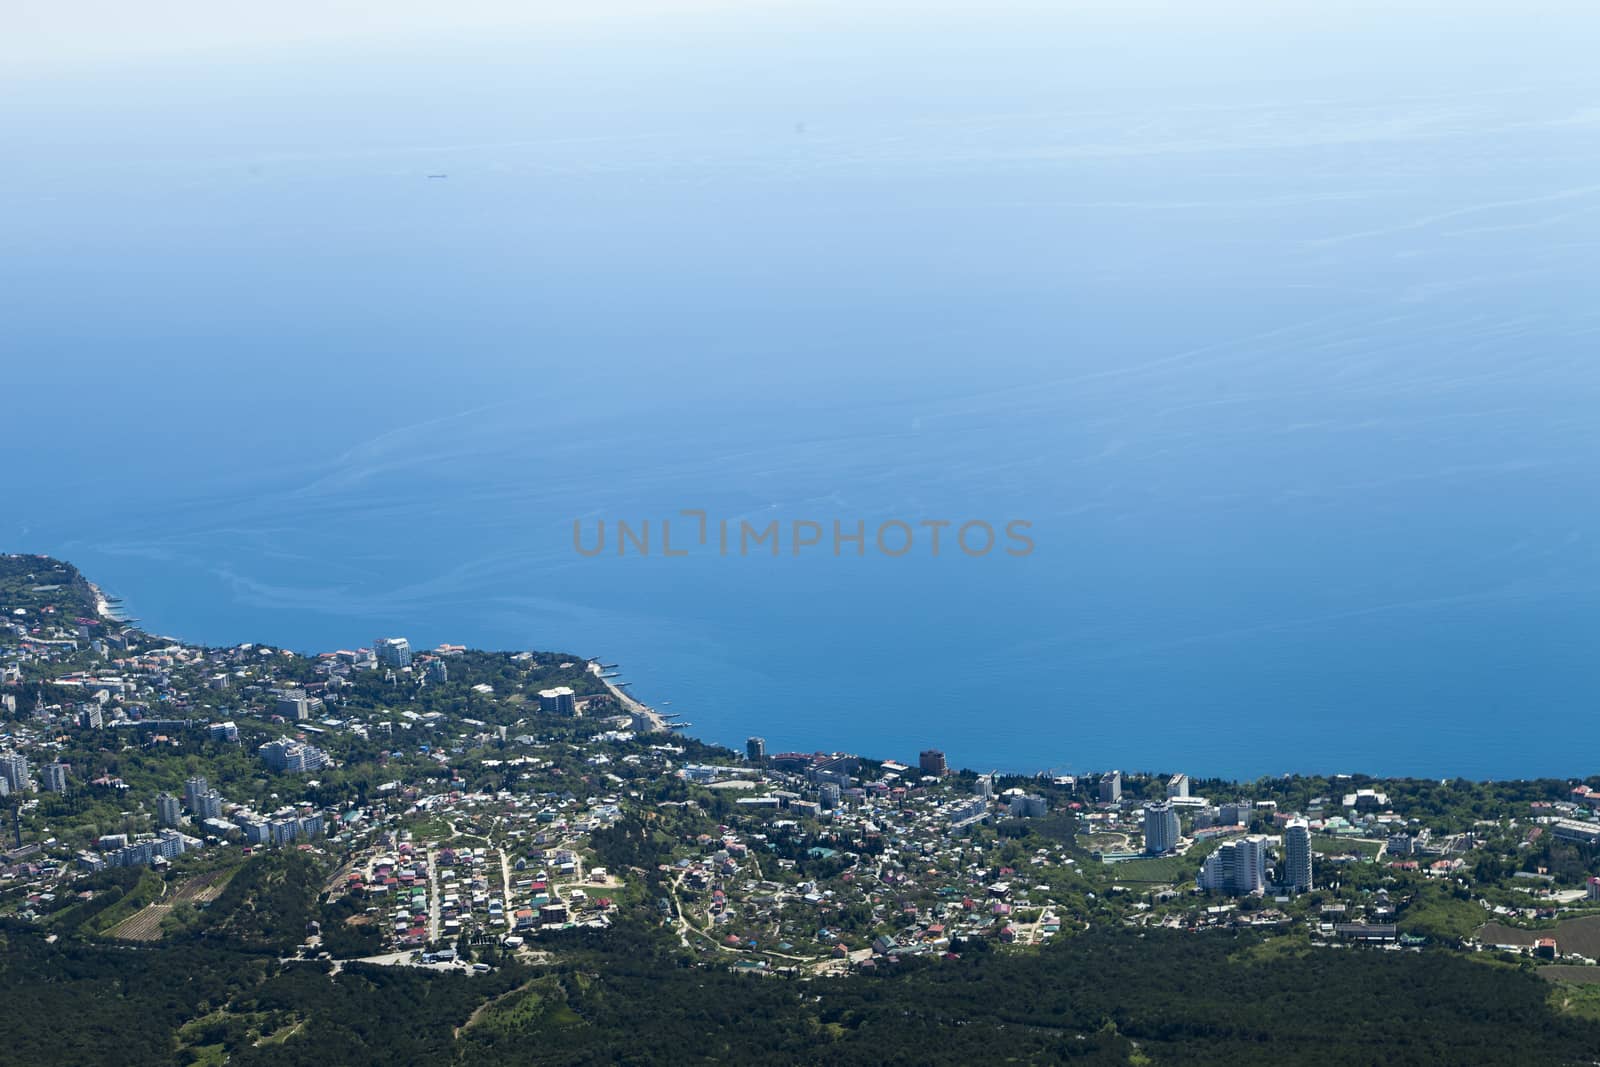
[1283,819,1313,892]
[746,737,766,765]
[919,750,949,777]
[1099,770,1122,805]
[0,753,30,793]
[1166,773,1190,799]
[156,793,183,827]
[41,763,69,794]
[184,776,208,813]
[1199,836,1267,895]
[196,791,224,821]
[1144,800,1180,855]
[375,637,413,667]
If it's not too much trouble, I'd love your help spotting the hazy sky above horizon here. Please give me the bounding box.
[6,1,1598,82]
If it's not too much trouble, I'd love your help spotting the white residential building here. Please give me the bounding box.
[156,793,182,827]
[1008,793,1048,819]
[0,752,29,793]
[42,762,69,793]
[1099,770,1122,804]
[538,687,577,717]
[1283,819,1313,892]
[275,689,311,721]
[375,637,413,667]
[1144,801,1181,855]
[184,776,208,812]
[196,790,225,821]
[1199,836,1267,895]
[259,738,331,774]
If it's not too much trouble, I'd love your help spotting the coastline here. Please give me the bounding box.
[29,556,1592,784]
[75,559,674,739]
[73,564,655,736]
[587,661,669,733]
[86,579,128,625]
[88,581,113,622]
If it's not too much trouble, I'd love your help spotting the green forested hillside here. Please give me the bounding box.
[4,897,1597,1066]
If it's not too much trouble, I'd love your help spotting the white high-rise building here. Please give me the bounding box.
[1099,770,1122,804]
[184,776,208,812]
[1166,773,1190,799]
[196,791,224,821]
[1283,819,1313,892]
[1144,801,1180,855]
[0,752,29,793]
[538,687,577,717]
[375,637,413,667]
[156,793,182,827]
[1008,793,1048,818]
[1199,836,1267,895]
[42,763,69,793]
[275,689,311,721]
[155,829,189,860]
[258,738,331,774]
[1239,836,1267,893]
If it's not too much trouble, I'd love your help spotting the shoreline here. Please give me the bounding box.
[86,579,129,625]
[88,582,113,622]
[33,557,1597,786]
[587,661,669,733]
[73,562,672,737]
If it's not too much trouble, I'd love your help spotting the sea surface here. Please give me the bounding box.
[4,9,1599,779]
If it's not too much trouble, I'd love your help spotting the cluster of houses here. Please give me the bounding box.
[14,558,1600,979]
[651,753,1091,964]
[328,784,625,961]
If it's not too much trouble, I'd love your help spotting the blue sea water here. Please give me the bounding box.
[4,9,1599,779]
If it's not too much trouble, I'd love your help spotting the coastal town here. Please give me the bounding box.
[7,551,1600,988]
